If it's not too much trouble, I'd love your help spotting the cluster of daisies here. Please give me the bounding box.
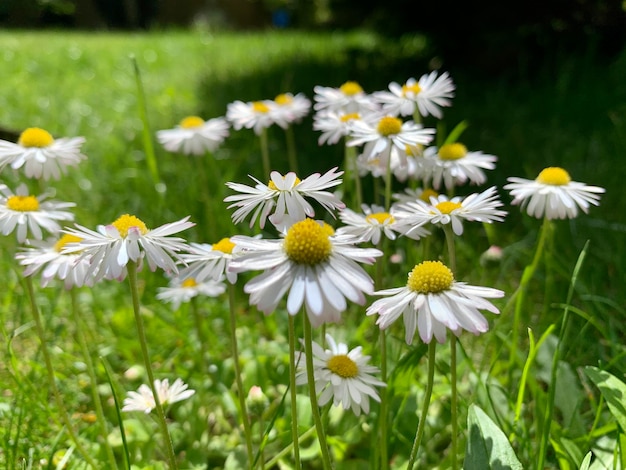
[0,69,606,417]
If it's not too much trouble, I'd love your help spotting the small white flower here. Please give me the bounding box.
[336,204,424,244]
[392,187,440,205]
[224,167,345,230]
[313,81,379,114]
[422,143,497,191]
[0,127,86,180]
[229,218,382,327]
[296,333,385,416]
[15,233,96,289]
[313,109,379,146]
[122,378,195,414]
[392,186,507,236]
[0,183,75,243]
[367,260,504,344]
[157,275,226,310]
[156,115,230,156]
[63,214,194,281]
[226,99,287,135]
[270,93,311,124]
[373,71,455,119]
[178,237,240,284]
[504,167,605,220]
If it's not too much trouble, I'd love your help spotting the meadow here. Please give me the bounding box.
[0,28,624,469]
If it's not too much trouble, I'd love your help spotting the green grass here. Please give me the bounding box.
[0,28,625,469]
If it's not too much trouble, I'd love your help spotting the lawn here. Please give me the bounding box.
[0,28,624,469]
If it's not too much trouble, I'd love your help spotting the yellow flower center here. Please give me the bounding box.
[406,144,424,157]
[274,94,293,105]
[18,127,54,148]
[435,201,462,214]
[438,143,468,161]
[212,237,235,254]
[339,81,363,96]
[327,354,359,378]
[321,222,335,236]
[112,214,148,238]
[419,188,438,202]
[6,195,39,212]
[283,218,332,265]
[536,167,571,186]
[377,116,402,136]
[181,278,198,288]
[365,212,394,224]
[402,83,422,96]
[340,113,360,122]
[407,261,454,293]
[252,101,270,113]
[179,116,204,129]
[268,176,301,190]
[54,234,82,253]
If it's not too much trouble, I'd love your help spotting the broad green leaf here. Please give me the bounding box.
[464,404,523,470]
[579,451,592,470]
[584,366,626,432]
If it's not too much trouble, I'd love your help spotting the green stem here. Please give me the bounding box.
[407,341,437,469]
[343,142,362,208]
[127,261,178,469]
[287,314,302,469]
[375,237,389,470]
[285,126,299,173]
[24,277,99,469]
[227,284,255,468]
[70,288,118,469]
[260,128,271,177]
[303,315,333,470]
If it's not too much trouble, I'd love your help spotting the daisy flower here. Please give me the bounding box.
[392,186,507,237]
[226,99,288,135]
[270,92,311,124]
[0,127,86,180]
[296,333,385,416]
[504,167,605,219]
[229,218,382,327]
[63,214,194,281]
[422,143,497,191]
[392,187,440,204]
[347,115,435,171]
[15,233,95,289]
[313,81,379,114]
[156,275,226,310]
[313,109,376,146]
[122,378,195,414]
[373,71,455,119]
[156,115,230,156]
[224,167,345,230]
[0,183,75,243]
[367,260,504,344]
[178,237,241,284]
[336,204,427,244]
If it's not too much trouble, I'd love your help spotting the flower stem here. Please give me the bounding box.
[126,261,178,469]
[24,276,99,469]
[343,141,362,208]
[69,288,119,470]
[260,128,271,177]
[227,284,255,468]
[303,315,333,470]
[407,341,437,469]
[285,126,299,173]
[287,314,302,469]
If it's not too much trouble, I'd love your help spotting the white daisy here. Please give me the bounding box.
[296,333,385,416]
[178,237,240,284]
[270,92,311,124]
[366,260,504,344]
[336,204,427,244]
[313,109,379,146]
[392,186,507,237]
[504,167,605,220]
[422,143,497,191]
[122,378,195,414]
[229,218,382,327]
[392,187,440,204]
[313,81,379,114]
[226,99,288,135]
[373,71,455,119]
[156,275,226,310]
[224,167,345,230]
[15,233,95,289]
[156,115,230,156]
[0,183,75,243]
[347,115,435,171]
[63,214,194,281]
[0,127,86,180]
